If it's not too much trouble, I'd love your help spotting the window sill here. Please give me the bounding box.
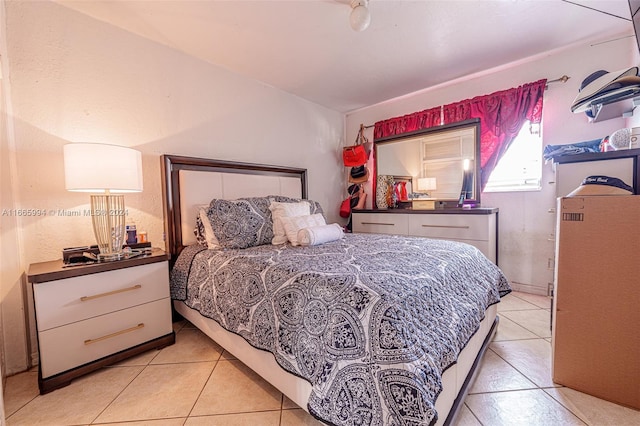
[483,185,542,193]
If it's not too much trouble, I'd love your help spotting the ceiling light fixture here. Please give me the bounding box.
[350,0,371,32]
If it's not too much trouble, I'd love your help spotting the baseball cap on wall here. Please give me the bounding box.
[567,175,633,196]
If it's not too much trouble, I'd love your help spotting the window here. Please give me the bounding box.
[420,129,475,199]
[484,121,542,192]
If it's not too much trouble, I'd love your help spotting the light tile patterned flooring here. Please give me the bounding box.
[4,291,640,425]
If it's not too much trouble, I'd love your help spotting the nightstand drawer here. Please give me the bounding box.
[34,262,169,331]
[408,214,490,241]
[38,297,172,378]
[352,213,409,235]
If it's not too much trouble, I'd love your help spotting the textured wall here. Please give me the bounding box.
[3,1,344,372]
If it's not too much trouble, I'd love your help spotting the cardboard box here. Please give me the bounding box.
[553,196,640,410]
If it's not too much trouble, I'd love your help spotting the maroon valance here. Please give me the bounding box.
[373,106,442,140]
[372,79,546,191]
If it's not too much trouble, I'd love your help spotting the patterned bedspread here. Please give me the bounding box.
[171,233,510,426]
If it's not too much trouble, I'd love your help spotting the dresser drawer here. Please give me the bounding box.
[352,213,409,235]
[38,297,172,378]
[408,214,492,241]
[34,262,169,331]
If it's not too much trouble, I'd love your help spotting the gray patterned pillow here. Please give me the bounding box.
[206,197,273,249]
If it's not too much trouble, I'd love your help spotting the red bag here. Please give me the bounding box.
[342,144,367,167]
[339,197,351,218]
[342,124,370,167]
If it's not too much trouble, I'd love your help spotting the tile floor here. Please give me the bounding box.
[4,292,640,425]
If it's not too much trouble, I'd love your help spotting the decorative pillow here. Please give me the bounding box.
[269,201,311,245]
[206,197,273,249]
[198,206,220,249]
[270,196,325,219]
[298,223,344,247]
[278,213,326,246]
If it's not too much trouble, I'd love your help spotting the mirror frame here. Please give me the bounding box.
[374,118,481,208]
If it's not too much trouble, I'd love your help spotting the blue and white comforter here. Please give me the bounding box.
[171,233,510,426]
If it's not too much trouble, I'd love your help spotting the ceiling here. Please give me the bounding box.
[56,0,634,113]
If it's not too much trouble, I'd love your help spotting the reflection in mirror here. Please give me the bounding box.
[375,119,480,208]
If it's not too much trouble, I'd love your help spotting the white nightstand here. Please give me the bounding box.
[27,249,175,394]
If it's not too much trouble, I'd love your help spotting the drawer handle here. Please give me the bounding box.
[84,323,145,345]
[421,224,470,229]
[80,284,142,302]
[361,222,395,226]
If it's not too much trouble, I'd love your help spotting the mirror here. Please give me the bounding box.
[374,119,481,209]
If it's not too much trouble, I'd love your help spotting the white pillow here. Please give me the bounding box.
[269,201,310,245]
[279,213,326,246]
[198,206,221,250]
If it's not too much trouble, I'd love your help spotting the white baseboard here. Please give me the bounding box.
[509,282,549,296]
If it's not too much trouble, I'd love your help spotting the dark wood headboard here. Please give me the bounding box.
[160,155,308,259]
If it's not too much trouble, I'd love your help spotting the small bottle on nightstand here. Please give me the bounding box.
[126,221,137,245]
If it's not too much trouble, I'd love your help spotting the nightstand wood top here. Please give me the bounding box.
[28,248,168,283]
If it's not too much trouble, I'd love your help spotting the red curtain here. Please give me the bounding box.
[373,106,442,140]
[442,79,546,190]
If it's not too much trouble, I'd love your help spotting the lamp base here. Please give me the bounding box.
[91,193,126,261]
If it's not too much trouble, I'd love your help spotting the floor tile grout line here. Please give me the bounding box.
[498,310,552,339]
[504,292,551,309]
[279,394,284,426]
[89,363,151,425]
[182,343,222,420]
[539,387,590,426]
[462,402,485,426]
[466,353,539,396]
[185,409,283,420]
[468,386,544,396]
[492,315,540,342]
[489,336,553,390]
[4,374,40,422]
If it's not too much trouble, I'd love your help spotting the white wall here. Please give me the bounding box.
[346,35,635,295]
[2,1,345,373]
[0,0,29,378]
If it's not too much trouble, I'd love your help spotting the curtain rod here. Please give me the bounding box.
[360,76,567,128]
[546,75,570,88]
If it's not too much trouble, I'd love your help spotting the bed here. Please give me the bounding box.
[161,155,510,426]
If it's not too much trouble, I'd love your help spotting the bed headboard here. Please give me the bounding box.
[161,155,308,259]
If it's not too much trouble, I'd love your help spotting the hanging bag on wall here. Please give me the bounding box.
[342,144,367,167]
[339,197,351,218]
[342,124,370,167]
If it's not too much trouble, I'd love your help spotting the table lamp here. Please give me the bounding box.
[63,143,143,261]
[417,177,437,197]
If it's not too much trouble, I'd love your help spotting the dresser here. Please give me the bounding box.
[352,208,498,264]
[27,249,175,394]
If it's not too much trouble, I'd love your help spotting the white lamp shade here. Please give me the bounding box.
[64,143,143,193]
[417,177,437,192]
